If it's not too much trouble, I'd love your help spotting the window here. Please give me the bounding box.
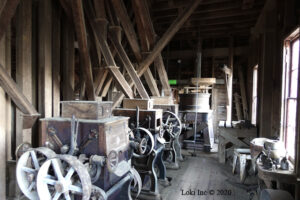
[251,65,258,125]
[281,28,300,160]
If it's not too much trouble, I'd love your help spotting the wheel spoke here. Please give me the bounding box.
[51,159,64,181]
[53,192,61,200]
[65,167,75,180]
[64,192,71,200]
[28,182,35,191]
[69,185,83,193]
[43,177,57,185]
[30,151,40,170]
[165,115,170,124]
[21,166,35,173]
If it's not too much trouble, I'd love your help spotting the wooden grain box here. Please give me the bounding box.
[39,116,129,156]
[113,108,162,131]
[61,101,112,120]
[153,104,179,115]
[123,98,153,109]
[151,96,174,105]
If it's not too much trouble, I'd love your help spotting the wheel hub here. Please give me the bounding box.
[55,181,68,193]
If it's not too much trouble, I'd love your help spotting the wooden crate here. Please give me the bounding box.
[151,96,174,105]
[40,116,130,156]
[123,98,153,109]
[61,101,112,120]
[113,108,162,131]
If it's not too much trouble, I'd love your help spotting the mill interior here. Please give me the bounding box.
[0,0,299,200]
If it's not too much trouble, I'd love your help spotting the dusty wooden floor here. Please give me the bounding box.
[159,150,258,200]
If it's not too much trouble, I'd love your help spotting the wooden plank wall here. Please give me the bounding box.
[0,0,12,198]
[16,0,32,146]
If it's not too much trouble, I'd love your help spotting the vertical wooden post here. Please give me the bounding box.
[62,17,75,100]
[0,0,7,197]
[16,0,33,145]
[71,0,95,100]
[52,2,61,116]
[238,67,249,120]
[5,26,11,161]
[226,37,234,124]
[38,0,52,118]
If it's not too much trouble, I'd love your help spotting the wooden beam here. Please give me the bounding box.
[0,1,6,193]
[62,16,75,100]
[138,0,201,76]
[38,0,52,118]
[84,1,134,99]
[109,26,149,99]
[16,0,33,145]
[0,0,20,41]
[238,67,249,120]
[111,0,160,97]
[234,93,243,120]
[59,0,72,20]
[94,68,108,96]
[133,0,171,96]
[71,0,95,100]
[111,0,142,61]
[226,37,234,123]
[101,76,113,97]
[5,25,11,161]
[163,46,249,59]
[52,2,61,117]
[154,55,171,96]
[92,0,110,96]
[112,0,201,107]
[106,66,134,98]
[0,63,39,116]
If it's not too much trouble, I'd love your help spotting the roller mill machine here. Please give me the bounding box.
[16,101,142,200]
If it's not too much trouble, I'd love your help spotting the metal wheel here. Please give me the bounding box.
[106,150,119,173]
[130,168,142,197]
[133,127,154,158]
[36,154,91,200]
[16,147,56,200]
[15,142,32,159]
[91,186,107,200]
[162,111,182,141]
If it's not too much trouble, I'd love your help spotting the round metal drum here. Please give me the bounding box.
[179,93,211,111]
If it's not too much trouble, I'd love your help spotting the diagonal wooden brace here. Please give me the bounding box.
[109,26,149,99]
[0,64,39,128]
[112,0,202,108]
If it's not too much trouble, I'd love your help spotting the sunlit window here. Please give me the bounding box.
[281,28,299,160]
[251,65,258,125]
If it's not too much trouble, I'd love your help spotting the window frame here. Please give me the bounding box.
[281,27,300,163]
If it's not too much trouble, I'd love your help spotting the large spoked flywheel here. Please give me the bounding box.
[162,111,182,142]
[132,127,154,158]
[16,147,56,200]
[36,154,92,200]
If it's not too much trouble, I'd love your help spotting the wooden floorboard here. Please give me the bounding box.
[160,150,257,200]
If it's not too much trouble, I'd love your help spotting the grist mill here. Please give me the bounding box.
[0,0,299,200]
